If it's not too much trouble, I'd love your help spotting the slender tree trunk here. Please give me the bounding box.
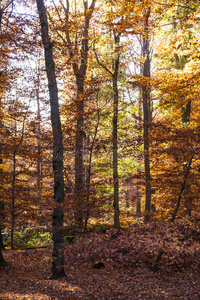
[0,96,5,250]
[0,5,4,262]
[0,201,5,250]
[0,4,3,31]
[11,149,16,250]
[36,77,42,206]
[182,101,191,124]
[142,7,151,221]
[0,230,4,250]
[74,76,84,227]
[0,0,14,264]
[136,87,143,214]
[113,75,119,229]
[0,208,7,267]
[84,98,100,232]
[182,100,192,216]
[112,34,120,229]
[36,0,66,279]
[0,6,4,250]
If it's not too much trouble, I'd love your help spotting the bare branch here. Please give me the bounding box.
[93,46,113,76]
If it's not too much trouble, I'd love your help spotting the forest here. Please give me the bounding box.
[0,0,200,299]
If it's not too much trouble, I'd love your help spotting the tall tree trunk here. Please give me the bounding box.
[11,148,16,250]
[0,1,12,265]
[74,76,85,227]
[65,0,96,227]
[36,73,42,207]
[112,34,120,230]
[0,201,7,267]
[0,0,15,262]
[84,100,100,232]
[174,55,192,216]
[0,201,5,250]
[136,87,143,214]
[0,96,5,250]
[36,0,66,279]
[0,6,4,262]
[94,32,120,229]
[142,7,151,221]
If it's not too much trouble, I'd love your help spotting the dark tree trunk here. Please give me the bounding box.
[174,53,192,215]
[84,101,100,232]
[11,149,16,250]
[0,0,13,266]
[36,74,42,204]
[0,181,6,267]
[0,117,5,251]
[0,11,2,30]
[182,100,191,124]
[0,201,5,250]
[36,0,66,280]
[136,88,143,214]
[142,7,151,222]
[0,249,8,267]
[0,230,4,250]
[74,76,85,227]
[0,8,5,263]
[112,34,120,229]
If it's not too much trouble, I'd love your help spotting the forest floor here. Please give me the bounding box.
[0,222,200,299]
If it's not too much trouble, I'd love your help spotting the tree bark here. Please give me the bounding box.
[0,8,5,260]
[112,34,120,229]
[65,0,96,227]
[0,96,5,250]
[0,201,5,250]
[11,149,16,250]
[74,76,85,227]
[36,0,66,279]
[0,1,12,265]
[182,101,191,124]
[0,7,4,265]
[84,99,100,232]
[142,7,151,221]
[0,249,9,267]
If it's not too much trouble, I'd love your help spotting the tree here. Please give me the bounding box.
[64,0,97,227]
[142,6,152,221]
[0,0,14,267]
[44,0,97,227]
[112,34,120,229]
[36,0,66,279]
[94,28,121,229]
[10,107,29,250]
[150,0,200,220]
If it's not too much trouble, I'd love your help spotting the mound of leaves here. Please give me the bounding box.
[65,216,200,272]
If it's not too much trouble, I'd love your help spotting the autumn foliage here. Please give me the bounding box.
[0,0,200,294]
